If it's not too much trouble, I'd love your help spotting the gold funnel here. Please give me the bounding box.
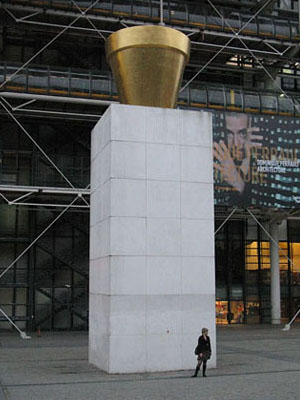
[106,25,190,108]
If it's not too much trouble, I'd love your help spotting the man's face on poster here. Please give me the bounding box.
[225,114,249,161]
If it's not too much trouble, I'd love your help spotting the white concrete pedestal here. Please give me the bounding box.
[89,104,215,373]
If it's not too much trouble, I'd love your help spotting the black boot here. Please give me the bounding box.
[191,366,200,378]
[202,362,207,377]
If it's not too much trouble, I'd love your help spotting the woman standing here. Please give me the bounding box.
[192,327,211,378]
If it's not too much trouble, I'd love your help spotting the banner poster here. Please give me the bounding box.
[213,111,300,207]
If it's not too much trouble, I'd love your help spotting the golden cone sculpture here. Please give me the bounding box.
[106,25,190,108]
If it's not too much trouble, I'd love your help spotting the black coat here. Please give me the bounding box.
[197,335,211,354]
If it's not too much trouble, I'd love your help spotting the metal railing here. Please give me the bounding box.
[2,63,300,116]
[5,0,300,41]
[0,63,116,100]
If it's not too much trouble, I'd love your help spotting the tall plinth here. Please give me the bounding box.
[89,104,215,373]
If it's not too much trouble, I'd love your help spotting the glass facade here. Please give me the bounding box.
[215,218,300,324]
[1,119,299,330]
[0,120,91,331]
[216,220,245,324]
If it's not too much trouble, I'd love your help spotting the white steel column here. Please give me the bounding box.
[269,222,281,324]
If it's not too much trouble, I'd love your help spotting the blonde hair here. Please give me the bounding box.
[202,327,208,334]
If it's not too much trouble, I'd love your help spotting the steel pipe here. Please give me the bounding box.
[0,92,115,106]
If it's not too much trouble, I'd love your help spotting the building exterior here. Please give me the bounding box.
[0,0,300,332]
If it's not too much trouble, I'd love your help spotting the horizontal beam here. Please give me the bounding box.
[0,184,90,196]
[5,202,90,208]
[0,92,116,106]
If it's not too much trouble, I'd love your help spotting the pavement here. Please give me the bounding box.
[0,324,299,400]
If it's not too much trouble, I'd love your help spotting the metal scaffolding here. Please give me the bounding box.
[1,0,300,332]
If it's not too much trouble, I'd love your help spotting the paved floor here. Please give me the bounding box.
[0,324,299,400]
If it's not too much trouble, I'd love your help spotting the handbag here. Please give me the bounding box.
[201,350,211,360]
[194,345,200,355]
